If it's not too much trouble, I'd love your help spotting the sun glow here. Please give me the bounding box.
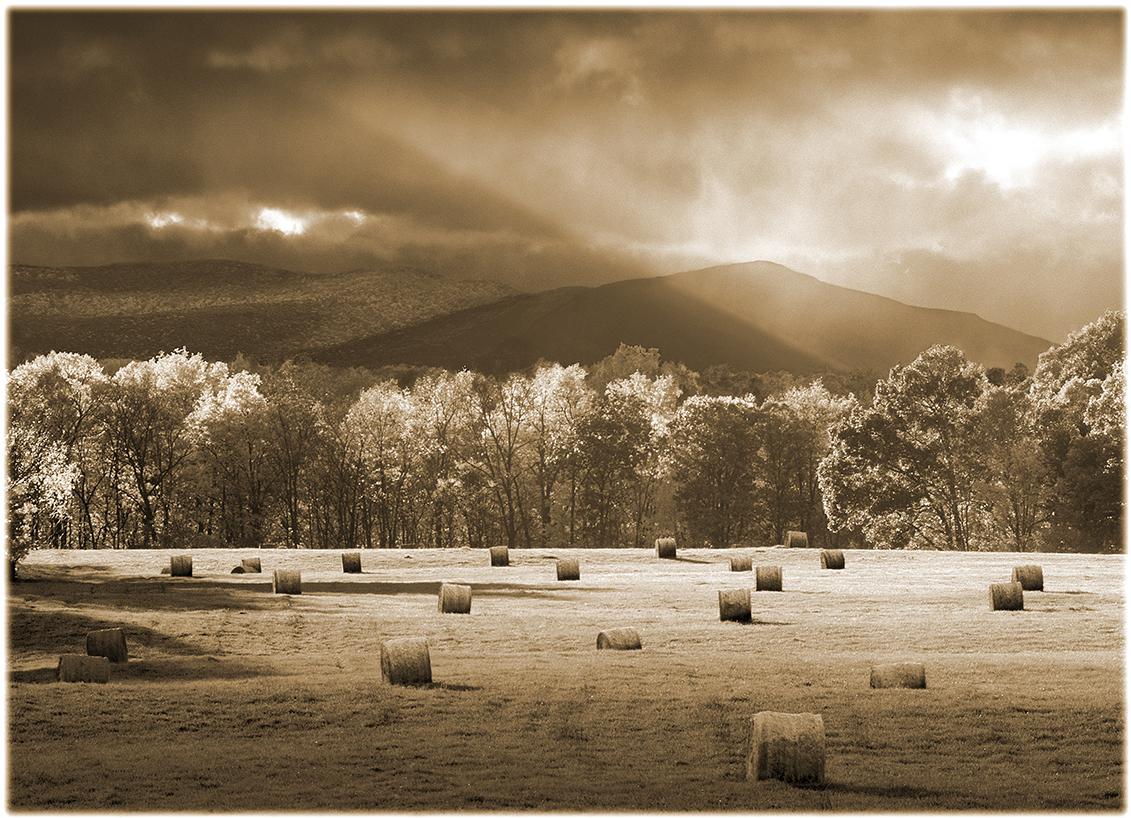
[146,211,184,229]
[940,118,1045,189]
[255,207,308,236]
[925,94,1120,190]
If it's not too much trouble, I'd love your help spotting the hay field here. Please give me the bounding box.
[8,547,1124,811]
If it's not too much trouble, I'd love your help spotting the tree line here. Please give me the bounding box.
[8,311,1124,573]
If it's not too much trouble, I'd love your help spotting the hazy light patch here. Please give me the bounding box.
[206,30,402,73]
[25,199,369,239]
[1059,122,1122,158]
[554,35,643,106]
[255,207,308,236]
[921,94,1121,190]
[942,121,1043,189]
[146,211,184,229]
[887,171,941,191]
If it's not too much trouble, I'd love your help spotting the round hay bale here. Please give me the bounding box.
[655,537,677,559]
[784,531,809,549]
[85,628,128,664]
[718,589,752,622]
[819,550,845,570]
[342,552,362,574]
[746,711,825,786]
[557,558,580,581]
[989,581,1023,611]
[159,566,171,575]
[870,662,926,689]
[170,555,193,577]
[380,637,432,686]
[56,654,111,684]
[596,627,642,650]
[1011,564,1043,591]
[756,565,783,592]
[273,569,302,595]
[230,565,246,574]
[730,556,753,572]
[241,557,262,573]
[489,546,509,567]
[437,582,472,614]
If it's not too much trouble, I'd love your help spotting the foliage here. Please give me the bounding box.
[821,313,1125,551]
[1029,311,1125,552]
[668,395,761,547]
[7,352,103,573]
[820,346,990,550]
[766,383,854,545]
[7,423,76,574]
[574,384,659,546]
[4,312,1122,562]
[975,385,1047,551]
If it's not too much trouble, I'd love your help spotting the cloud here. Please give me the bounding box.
[554,35,643,105]
[909,89,1121,190]
[205,26,403,72]
[9,192,648,291]
[8,10,1123,337]
[254,208,308,236]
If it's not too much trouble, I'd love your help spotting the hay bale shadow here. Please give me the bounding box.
[9,667,57,684]
[13,564,115,582]
[719,618,794,627]
[8,606,213,656]
[301,580,619,597]
[475,582,618,595]
[823,781,951,800]
[10,656,277,684]
[12,579,279,612]
[430,682,482,692]
[122,657,278,682]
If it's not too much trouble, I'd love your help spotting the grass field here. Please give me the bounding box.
[7,546,1124,811]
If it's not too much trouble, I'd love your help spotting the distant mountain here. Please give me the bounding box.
[314,261,1052,374]
[11,258,1052,375]
[10,259,516,363]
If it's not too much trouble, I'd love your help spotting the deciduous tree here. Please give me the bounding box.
[820,346,988,550]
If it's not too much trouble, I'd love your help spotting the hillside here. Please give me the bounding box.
[315,261,1052,373]
[10,260,516,363]
[11,259,1053,374]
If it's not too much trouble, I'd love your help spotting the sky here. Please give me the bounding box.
[8,10,1124,341]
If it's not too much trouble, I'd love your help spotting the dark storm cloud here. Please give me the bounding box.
[9,212,638,291]
[10,16,564,238]
[8,10,1123,338]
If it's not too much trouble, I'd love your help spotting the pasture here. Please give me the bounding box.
[7,547,1124,811]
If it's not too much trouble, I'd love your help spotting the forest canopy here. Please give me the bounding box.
[7,311,1124,574]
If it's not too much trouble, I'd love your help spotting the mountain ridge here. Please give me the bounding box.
[9,257,1053,375]
[312,260,1052,374]
[9,258,517,364]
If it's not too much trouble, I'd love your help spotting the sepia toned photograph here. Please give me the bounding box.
[5,6,1125,812]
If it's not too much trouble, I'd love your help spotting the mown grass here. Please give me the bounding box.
[8,547,1124,811]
